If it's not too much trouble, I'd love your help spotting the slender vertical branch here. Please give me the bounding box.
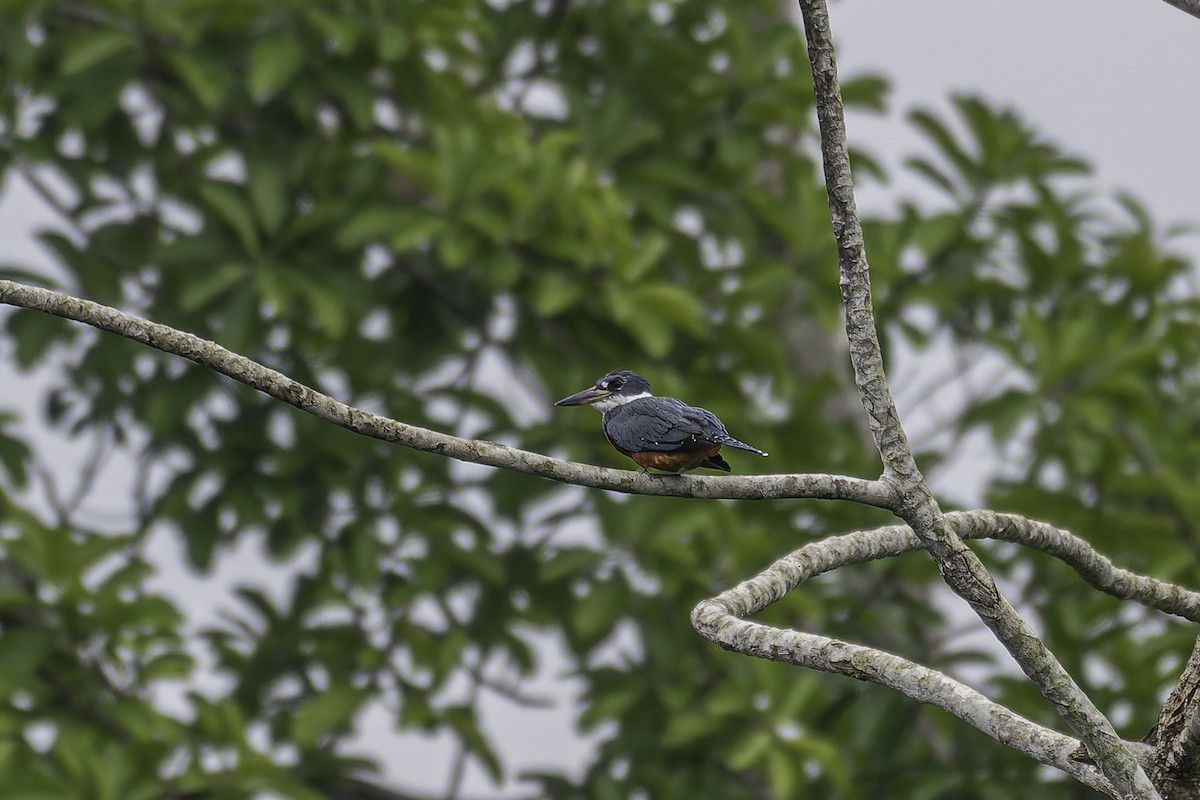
[1158,0,1200,21]
[793,1,1159,796]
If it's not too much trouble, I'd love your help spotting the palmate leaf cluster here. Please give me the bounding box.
[0,1,1195,798]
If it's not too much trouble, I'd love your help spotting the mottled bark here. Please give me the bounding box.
[1160,0,1200,21]
[1146,635,1200,796]
[0,279,892,507]
[794,0,1160,795]
[693,508,1200,794]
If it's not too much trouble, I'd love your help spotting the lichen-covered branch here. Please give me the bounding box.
[1146,634,1200,793]
[692,507,1200,793]
[955,512,1200,621]
[705,510,1200,622]
[691,608,1119,795]
[795,0,1158,795]
[1159,0,1200,21]
[0,279,894,507]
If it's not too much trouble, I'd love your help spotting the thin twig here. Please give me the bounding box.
[61,425,113,520]
[445,657,483,800]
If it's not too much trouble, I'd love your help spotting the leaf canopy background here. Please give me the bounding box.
[0,1,1197,798]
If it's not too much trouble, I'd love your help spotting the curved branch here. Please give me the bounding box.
[953,512,1200,621]
[796,0,1158,794]
[703,509,1200,623]
[691,608,1118,795]
[0,279,895,507]
[693,508,1200,794]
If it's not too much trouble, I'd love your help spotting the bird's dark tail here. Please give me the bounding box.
[699,453,732,472]
[718,436,768,457]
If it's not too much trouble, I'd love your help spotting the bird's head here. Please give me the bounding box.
[555,370,653,413]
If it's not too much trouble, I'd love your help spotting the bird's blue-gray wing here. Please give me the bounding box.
[603,398,727,452]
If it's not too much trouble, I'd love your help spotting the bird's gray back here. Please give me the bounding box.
[602,396,733,453]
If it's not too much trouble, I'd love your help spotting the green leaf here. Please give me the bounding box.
[569,579,628,652]
[608,282,707,356]
[446,544,507,586]
[391,213,445,252]
[539,547,603,583]
[247,30,305,102]
[0,431,31,488]
[0,628,54,692]
[347,528,382,588]
[140,652,195,681]
[531,273,584,316]
[0,584,33,613]
[179,262,249,311]
[461,206,510,244]
[628,284,705,335]
[905,156,959,197]
[5,309,70,368]
[336,207,444,251]
[60,30,137,76]
[436,229,479,269]
[165,52,230,110]
[726,730,773,770]
[197,183,260,256]
[248,159,290,235]
[292,685,368,748]
[662,710,722,747]
[378,23,410,62]
[909,107,979,189]
[619,233,670,281]
[323,66,375,130]
[841,74,888,111]
[292,272,348,337]
[183,505,220,571]
[445,706,503,781]
[767,747,798,799]
[336,207,402,248]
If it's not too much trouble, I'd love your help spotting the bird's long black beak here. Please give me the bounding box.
[555,387,609,407]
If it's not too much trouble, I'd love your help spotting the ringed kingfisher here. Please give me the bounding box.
[555,370,767,473]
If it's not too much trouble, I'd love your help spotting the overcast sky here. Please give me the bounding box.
[0,1,1197,797]
[837,0,1199,253]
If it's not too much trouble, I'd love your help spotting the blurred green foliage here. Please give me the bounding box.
[0,1,1196,798]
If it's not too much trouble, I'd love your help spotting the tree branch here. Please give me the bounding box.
[0,279,894,506]
[957,512,1200,621]
[692,507,1200,794]
[690,508,1200,625]
[1159,0,1200,21]
[1146,634,1200,792]
[794,1,1158,795]
[691,609,1119,795]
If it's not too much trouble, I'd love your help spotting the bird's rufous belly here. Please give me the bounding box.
[629,445,722,473]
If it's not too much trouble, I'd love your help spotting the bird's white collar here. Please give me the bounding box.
[590,391,652,413]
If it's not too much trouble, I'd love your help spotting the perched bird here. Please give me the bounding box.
[555,370,767,473]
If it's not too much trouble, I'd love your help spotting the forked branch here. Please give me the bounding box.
[691,508,1200,794]
[794,0,1159,795]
